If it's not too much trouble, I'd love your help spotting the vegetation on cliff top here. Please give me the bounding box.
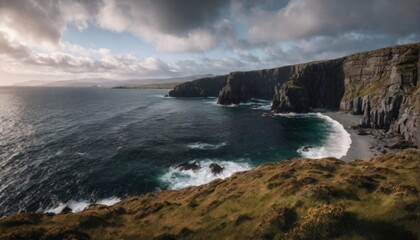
[285,75,305,89]
[342,77,389,102]
[1,150,420,240]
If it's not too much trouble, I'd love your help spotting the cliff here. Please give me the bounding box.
[168,75,227,97]
[170,43,420,147]
[340,45,419,147]
[1,150,419,239]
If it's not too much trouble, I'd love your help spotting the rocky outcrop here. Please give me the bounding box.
[271,81,310,113]
[175,161,200,171]
[217,68,293,104]
[209,163,224,175]
[168,75,227,97]
[340,45,419,146]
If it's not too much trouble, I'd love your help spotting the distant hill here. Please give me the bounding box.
[114,82,182,89]
[113,75,214,89]
[13,80,50,87]
[14,75,214,88]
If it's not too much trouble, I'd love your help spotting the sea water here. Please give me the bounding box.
[0,87,350,215]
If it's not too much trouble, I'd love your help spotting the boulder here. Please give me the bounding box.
[301,146,314,152]
[209,163,224,175]
[61,206,73,214]
[389,140,417,149]
[175,161,200,171]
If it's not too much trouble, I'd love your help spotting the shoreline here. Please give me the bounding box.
[322,111,377,161]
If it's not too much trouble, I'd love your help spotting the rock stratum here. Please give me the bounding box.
[1,150,419,239]
[170,43,420,147]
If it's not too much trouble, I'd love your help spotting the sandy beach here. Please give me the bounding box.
[323,111,377,161]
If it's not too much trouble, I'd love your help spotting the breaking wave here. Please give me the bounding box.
[188,142,227,150]
[160,159,251,190]
[44,197,121,214]
[276,112,352,159]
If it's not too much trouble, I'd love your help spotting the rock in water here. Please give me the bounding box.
[301,146,314,152]
[209,163,224,175]
[61,206,72,213]
[175,161,200,171]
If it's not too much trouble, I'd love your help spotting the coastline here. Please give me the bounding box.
[322,111,377,161]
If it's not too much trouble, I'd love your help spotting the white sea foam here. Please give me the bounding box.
[274,112,318,118]
[153,94,171,98]
[204,98,219,105]
[160,159,251,190]
[251,103,272,111]
[188,142,227,150]
[210,98,272,108]
[220,104,240,108]
[44,197,121,214]
[276,112,352,159]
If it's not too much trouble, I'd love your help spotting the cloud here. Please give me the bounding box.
[0,0,420,83]
[96,0,232,52]
[98,0,228,35]
[0,32,177,77]
[0,0,100,48]
[0,33,32,59]
[2,0,419,53]
[241,0,420,43]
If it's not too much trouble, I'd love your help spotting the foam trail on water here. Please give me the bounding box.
[211,98,272,108]
[44,197,121,214]
[160,159,251,190]
[251,104,272,111]
[276,112,352,159]
[188,142,227,150]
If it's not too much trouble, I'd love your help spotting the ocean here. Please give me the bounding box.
[0,87,350,216]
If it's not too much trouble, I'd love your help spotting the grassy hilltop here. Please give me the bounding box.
[1,150,420,240]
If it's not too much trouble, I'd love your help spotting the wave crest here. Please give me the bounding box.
[187,142,227,150]
[44,197,120,214]
[160,159,251,190]
[277,112,351,159]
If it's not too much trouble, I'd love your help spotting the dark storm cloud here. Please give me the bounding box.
[118,0,229,35]
[2,0,419,52]
[246,0,420,43]
[0,0,420,81]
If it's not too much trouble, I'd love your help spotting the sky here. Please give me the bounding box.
[0,0,419,85]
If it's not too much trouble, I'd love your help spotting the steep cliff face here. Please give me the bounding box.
[217,43,419,146]
[169,43,420,146]
[271,59,345,111]
[340,44,419,146]
[217,67,293,104]
[271,80,310,113]
[168,75,227,97]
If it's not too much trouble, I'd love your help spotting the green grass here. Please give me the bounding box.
[397,53,418,66]
[342,77,389,101]
[285,75,305,89]
[359,77,389,96]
